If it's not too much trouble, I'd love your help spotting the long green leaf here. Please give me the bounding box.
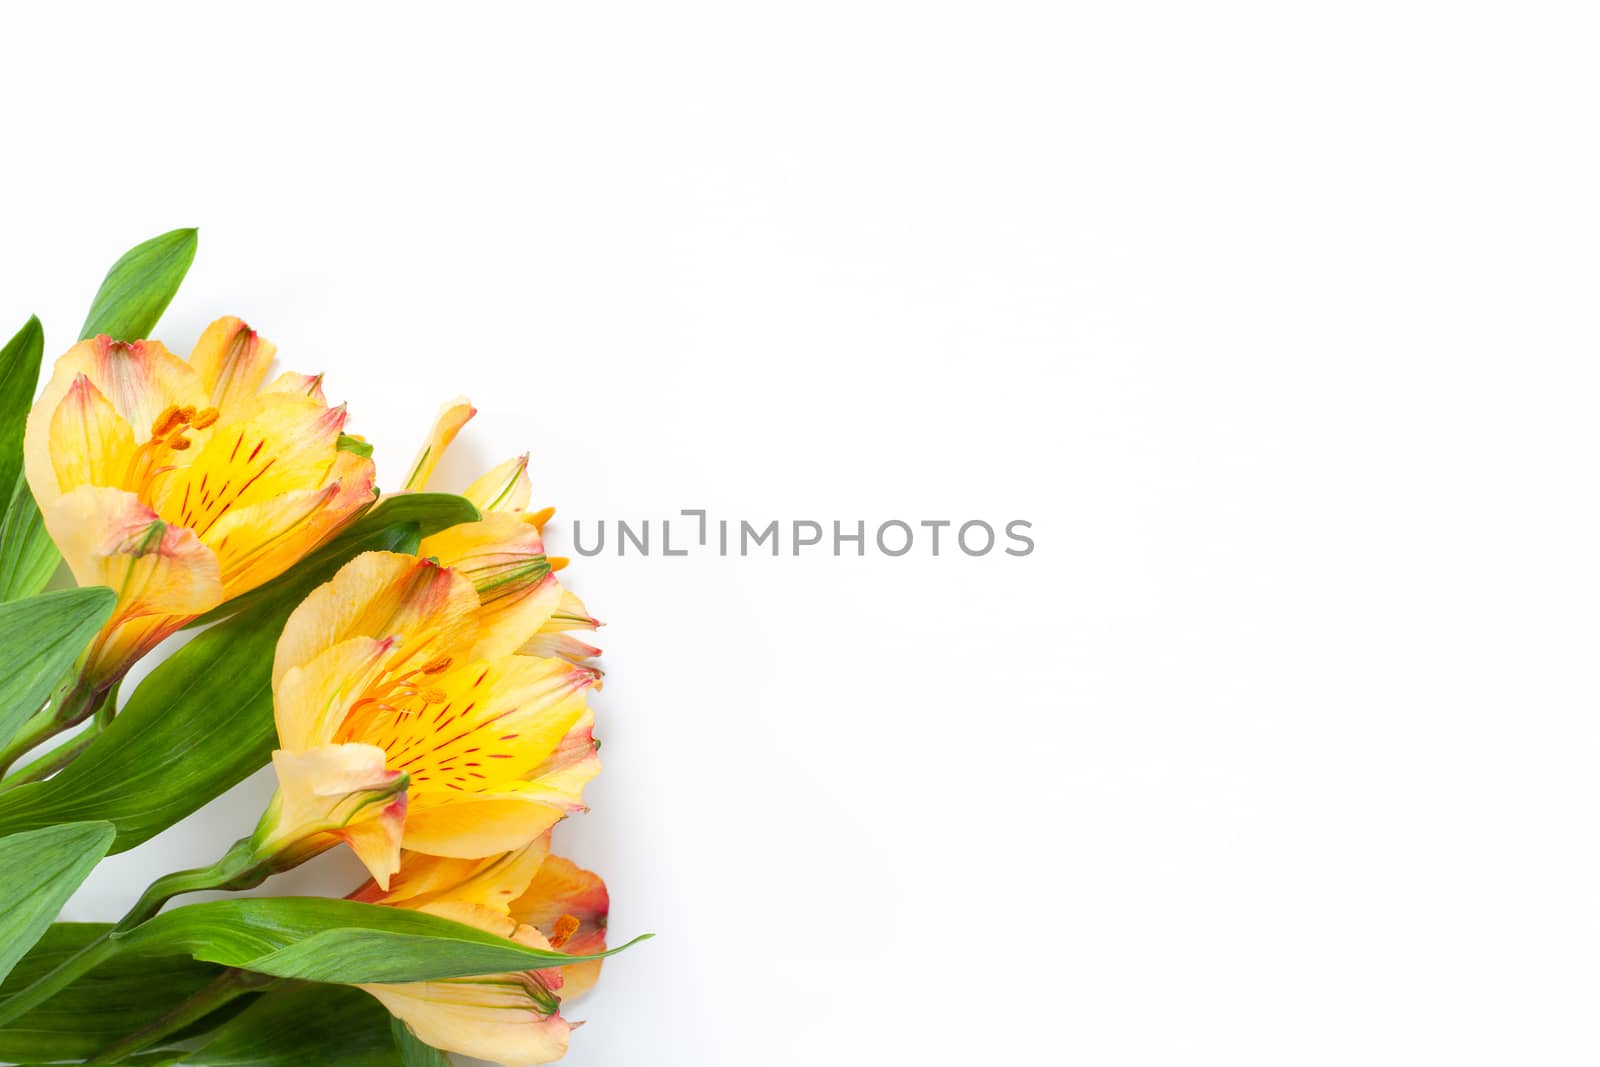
[0,587,115,748]
[0,477,60,603]
[120,897,646,984]
[80,228,199,342]
[0,316,43,511]
[0,522,422,852]
[191,493,480,628]
[180,984,403,1067]
[0,823,115,984]
[0,923,226,1063]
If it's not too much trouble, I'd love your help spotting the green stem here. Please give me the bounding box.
[0,837,265,1028]
[0,679,123,790]
[0,711,60,780]
[0,677,108,779]
[0,930,118,1028]
[88,968,278,1063]
[0,722,103,791]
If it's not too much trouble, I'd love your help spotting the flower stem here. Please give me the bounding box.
[0,722,103,791]
[88,968,279,1063]
[0,677,108,779]
[0,930,118,1028]
[0,837,266,1028]
[0,711,61,780]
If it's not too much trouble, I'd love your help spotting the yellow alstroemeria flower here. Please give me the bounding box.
[256,550,601,888]
[406,399,603,665]
[349,833,609,1067]
[22,318,376,695]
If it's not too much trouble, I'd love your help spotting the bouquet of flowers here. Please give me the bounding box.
[0,229,638,1066]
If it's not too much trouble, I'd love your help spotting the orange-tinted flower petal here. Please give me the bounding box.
[46,374,137,496]
[24,336,207,514]
[273,552,479,688]
[46,487,223,684]
[148,394,345,539]
[187,316,277,413]
[351,837,551,915]
[405,397,475,491]
[262,744,408,887]
[463,455,532,514]
[420,514,558,658]
[262,370,327,403]
[512,847,610,999]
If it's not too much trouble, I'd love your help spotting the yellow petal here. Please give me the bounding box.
[515,708,601,815]
[347,655,597,802]
[264,744,408,887]
[404,397,475,491]
[463,455,531,514]
[187,316,277,412]
[274,552,479,688]
[148,394,345,539]
[262,370,327,403]
[274,635,398,752]
[512,849,610,1000]
[24,336,207,514]
[352,836,552,916]
[400,796,566,859]
[360,972,570,1067]
[48,486,222,616]
[204,449,375,597]
[46,487,224,685]
[46,374,137,496]
[420,514,558,658]
[517,589,602,663]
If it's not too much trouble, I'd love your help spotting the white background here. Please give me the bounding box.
[2,2,1598,1064]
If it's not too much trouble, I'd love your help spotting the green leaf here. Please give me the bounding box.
[0,823,115,985]
[336,433,375,459]
[0,923,227,1063]
[391,1018,448,1067]
[0,522,422,853]
[121,897,646,985]
[80,228,199,342]
[0,587,115,748]
[191,493,479,627]
[181,984,404,1067]
[0,317,43,512]
[0,477,61,603]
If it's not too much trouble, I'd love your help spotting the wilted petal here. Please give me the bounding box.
[188,316,277,412]
[405,397,475,491]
